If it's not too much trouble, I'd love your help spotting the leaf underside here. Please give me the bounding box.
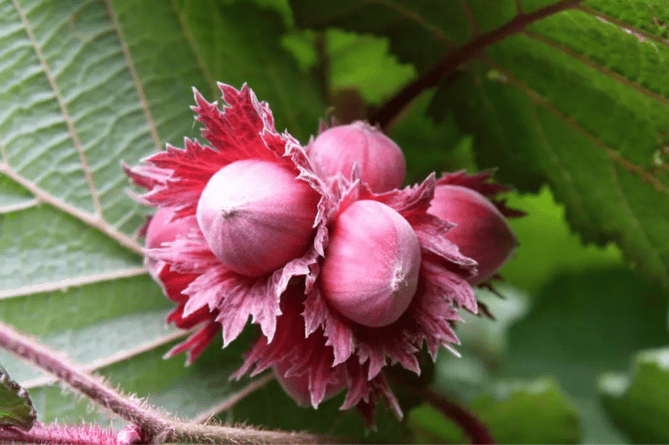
[0,0,405,438]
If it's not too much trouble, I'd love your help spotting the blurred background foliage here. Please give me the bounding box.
[2,0,669,443]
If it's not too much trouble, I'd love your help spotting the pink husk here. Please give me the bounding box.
[233,288,347,408]
[148,223,326,345]
[236,173,477,421]
[125,83,327,220]
[127,84,512,424]
[127,84,331,356]
[342,361,403,425]
[303,174,475,374]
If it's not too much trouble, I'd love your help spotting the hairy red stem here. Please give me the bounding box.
[0,424,118,445]
[0,321,329,444]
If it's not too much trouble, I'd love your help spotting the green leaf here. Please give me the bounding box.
[136,0,325,142]
[432,5,669,290]
[326,29,416,105]
[281,28,416,112]
[0,365,36,431]
[500,187,623,295]
[409,377,581,444]
[472,377,581,444]
[289,0,669,291]
[22,332,251,426]
[0,0,349,436]
[599,348,669,443]
[288,0,471,71]
[390,89,476,186]
[500,268,669,442]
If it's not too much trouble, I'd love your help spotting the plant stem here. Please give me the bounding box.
[314,31,331,106]
[0,423,117,445]
[369,0,584,129]
[419,387,495,445]
[0,321,329,444]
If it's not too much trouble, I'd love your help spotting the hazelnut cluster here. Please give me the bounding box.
[126,84,519,425]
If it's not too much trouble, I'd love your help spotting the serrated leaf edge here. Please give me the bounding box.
[479,58,669,287]
[0,371,37,431]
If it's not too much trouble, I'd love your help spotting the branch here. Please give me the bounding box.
[369,0,584,129]
[0,321,330,444]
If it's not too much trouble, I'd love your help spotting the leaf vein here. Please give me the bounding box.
[11,0,103,217]
[524,30,669,107]
[578,5,669,48]
[527,101,592,227]
[483,59,669,194]
[169,0,217,97]
[472,70,510,148]
[20,329,188,389]
[0,161,143,256]
[458,0,479,37]
[104,0,162,153]
[365,0,454,43]
[192,373,275,423]
[0,198,40,214]
[0,266,147,299]
[607,157,667,279]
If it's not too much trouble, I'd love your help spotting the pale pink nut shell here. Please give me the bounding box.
[196,159,320,277]
[428,185,517,285]
[309,121,406,193]
[320,200,421,327]
[272,360,345,408]
[144,207,194,278]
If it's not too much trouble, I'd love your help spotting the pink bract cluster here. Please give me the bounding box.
[125,84,520,426]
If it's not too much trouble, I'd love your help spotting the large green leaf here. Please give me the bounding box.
[473,377,581,444]
[0,0,418,439]
[599,348,669,443]
[288,0,669,291]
